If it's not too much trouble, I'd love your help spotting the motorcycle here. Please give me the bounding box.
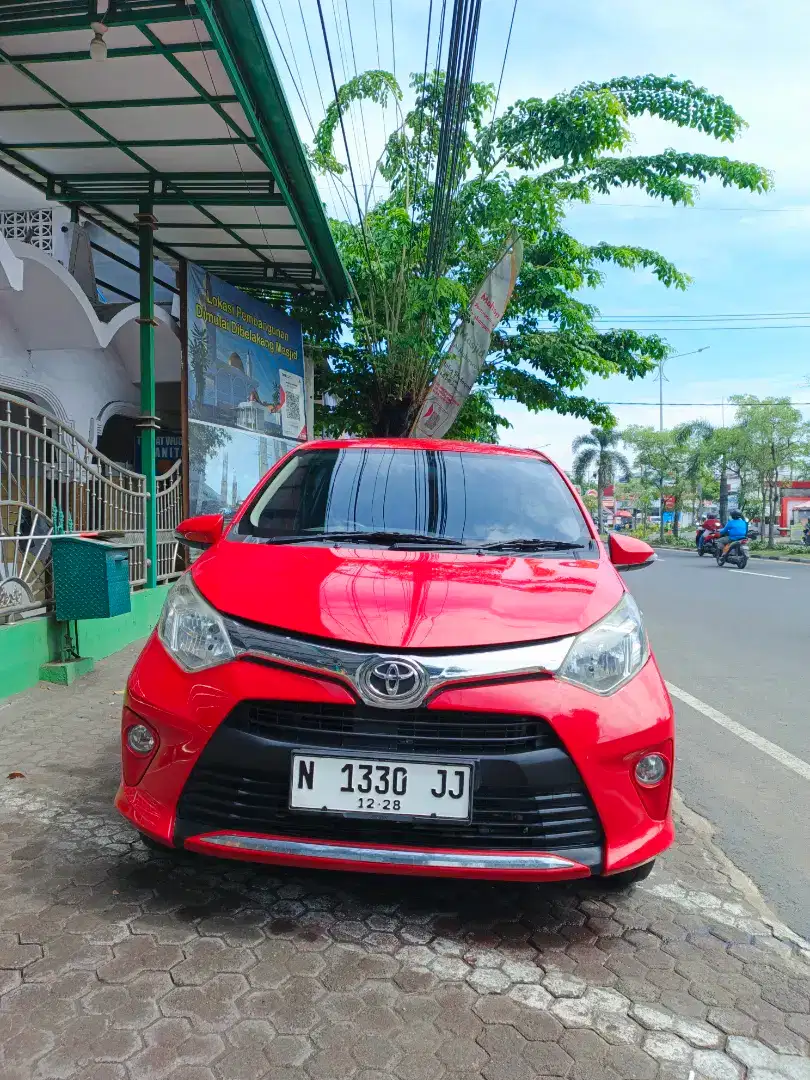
[697,529,722,557]
[716,537,748,570]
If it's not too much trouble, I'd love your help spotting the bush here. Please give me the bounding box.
[749,541,809,556]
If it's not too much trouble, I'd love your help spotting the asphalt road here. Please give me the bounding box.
[627,546,810,939]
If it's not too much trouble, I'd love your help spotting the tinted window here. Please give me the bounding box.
[238,448,589,546]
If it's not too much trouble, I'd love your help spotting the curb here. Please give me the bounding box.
[650,545,810,565]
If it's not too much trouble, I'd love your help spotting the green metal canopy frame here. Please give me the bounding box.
[0,0,350,591]
[0,0,350,301]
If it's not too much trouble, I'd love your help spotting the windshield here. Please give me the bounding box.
[236,447,591,549]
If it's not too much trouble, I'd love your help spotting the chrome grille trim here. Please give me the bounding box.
[223,617,575,709]
[193,833,585,871]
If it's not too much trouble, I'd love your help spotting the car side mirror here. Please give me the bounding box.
[608,532,656,572]
[175,514,224,550]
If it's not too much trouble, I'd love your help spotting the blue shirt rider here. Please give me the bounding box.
[719,510,748,552]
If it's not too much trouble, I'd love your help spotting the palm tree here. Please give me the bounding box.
[572,428,630,534]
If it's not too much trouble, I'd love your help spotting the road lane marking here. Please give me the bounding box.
[667,683,810,783]
[727,569,790,579]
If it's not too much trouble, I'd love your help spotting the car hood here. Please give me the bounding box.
[191,539,624,650]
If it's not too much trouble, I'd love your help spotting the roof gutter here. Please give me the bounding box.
[197,0,351,304]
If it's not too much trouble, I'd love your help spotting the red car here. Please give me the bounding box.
[117,440,673,887]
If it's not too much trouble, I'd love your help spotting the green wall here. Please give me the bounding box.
[0,585,170,701]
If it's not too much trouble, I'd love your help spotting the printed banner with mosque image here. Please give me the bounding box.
[185,264,306,517]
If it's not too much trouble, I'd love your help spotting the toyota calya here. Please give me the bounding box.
[117,439,673,887]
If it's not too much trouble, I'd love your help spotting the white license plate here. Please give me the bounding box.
[289,754,473,821]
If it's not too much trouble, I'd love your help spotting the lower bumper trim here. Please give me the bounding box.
[192,833,589,872]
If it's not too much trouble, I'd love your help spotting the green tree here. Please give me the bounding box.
[572,427,630,533]
[307,68,769,437]
[447,390,510,442]
[614,476,658,529]
[729,396,810,547]
[582,492,599,519]
[623,424,701,539]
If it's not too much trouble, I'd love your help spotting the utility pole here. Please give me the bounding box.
[656,347,709,542]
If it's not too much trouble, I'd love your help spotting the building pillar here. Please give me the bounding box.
[136,202,159,589]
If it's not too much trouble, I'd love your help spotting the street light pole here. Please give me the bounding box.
[655,346,709,541]
[658,346,710,433]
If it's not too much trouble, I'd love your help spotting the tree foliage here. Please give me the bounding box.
[729,396,810,546]
[622,399,810,547]
[303,68,770,438]
[572,427,630,532]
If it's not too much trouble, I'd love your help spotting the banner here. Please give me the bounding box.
[411,238,523,439]
[185,265,306,517]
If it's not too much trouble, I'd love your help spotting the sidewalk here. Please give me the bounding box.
[1,646,809,1080]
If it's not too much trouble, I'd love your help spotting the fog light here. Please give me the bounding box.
[126,724,156,755]
[635,753,667,786]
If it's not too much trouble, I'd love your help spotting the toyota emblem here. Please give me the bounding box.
[358,657,428,708]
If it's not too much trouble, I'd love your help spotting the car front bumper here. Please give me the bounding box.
[116,633,675,881]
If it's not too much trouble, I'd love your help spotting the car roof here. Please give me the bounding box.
[299,438,551,461]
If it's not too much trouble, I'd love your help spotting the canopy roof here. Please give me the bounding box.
[0,0,350,301]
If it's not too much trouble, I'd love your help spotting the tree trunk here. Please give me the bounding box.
[773,479,781,548]
[372,394,414,437]
[719,458,728,523]
[672,497,680,539]
[760,484,767,546]
[597,486,604,535]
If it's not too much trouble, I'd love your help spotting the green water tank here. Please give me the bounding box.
[50,537,132,621]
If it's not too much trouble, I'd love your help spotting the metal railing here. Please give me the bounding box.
[156,459,184,585]
[1,390,183,624]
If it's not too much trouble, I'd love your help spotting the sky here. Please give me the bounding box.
[255,0,810,469]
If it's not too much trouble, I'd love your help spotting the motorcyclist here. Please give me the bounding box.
[696,514,721,553]
[719,510,748,556]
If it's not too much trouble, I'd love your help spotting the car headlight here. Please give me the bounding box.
[157,573,239,672]
[557,593,649,695]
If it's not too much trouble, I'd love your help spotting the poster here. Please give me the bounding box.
[188,418,296,518]
[411,238,523,439]
[186,263,307,439]
[185,264,306,517]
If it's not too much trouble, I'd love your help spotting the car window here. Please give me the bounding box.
[237,448,590,546]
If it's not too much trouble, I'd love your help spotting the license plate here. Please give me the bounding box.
[289,754,473,821]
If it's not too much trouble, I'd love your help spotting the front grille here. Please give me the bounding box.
[177,766,603,851]
[175,700,604,855]
[231,700,560,757]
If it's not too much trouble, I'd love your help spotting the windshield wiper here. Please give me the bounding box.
[475,538,588,553]
[261,530,469,548]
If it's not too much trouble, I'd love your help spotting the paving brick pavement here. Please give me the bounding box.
[1,643,809,1080]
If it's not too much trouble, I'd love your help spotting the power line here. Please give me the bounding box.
[296,0,327,113]
[597,401,810,407]
[595,312,810,320]
[585,201,807,214]
[330,0,368,196]
[491,0,518,121]
[405,0,435,268]
[260,0,316,132]
[316,0,379,332]
[596,325,810,331]
[389,0,397,79]
[425,0,483,277]
[343,0,376,198]
[269,0,356,233]
[371,0,382,67]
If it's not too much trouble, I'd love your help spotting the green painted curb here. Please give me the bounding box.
[39,657,95,685]
[0,584,171,701]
